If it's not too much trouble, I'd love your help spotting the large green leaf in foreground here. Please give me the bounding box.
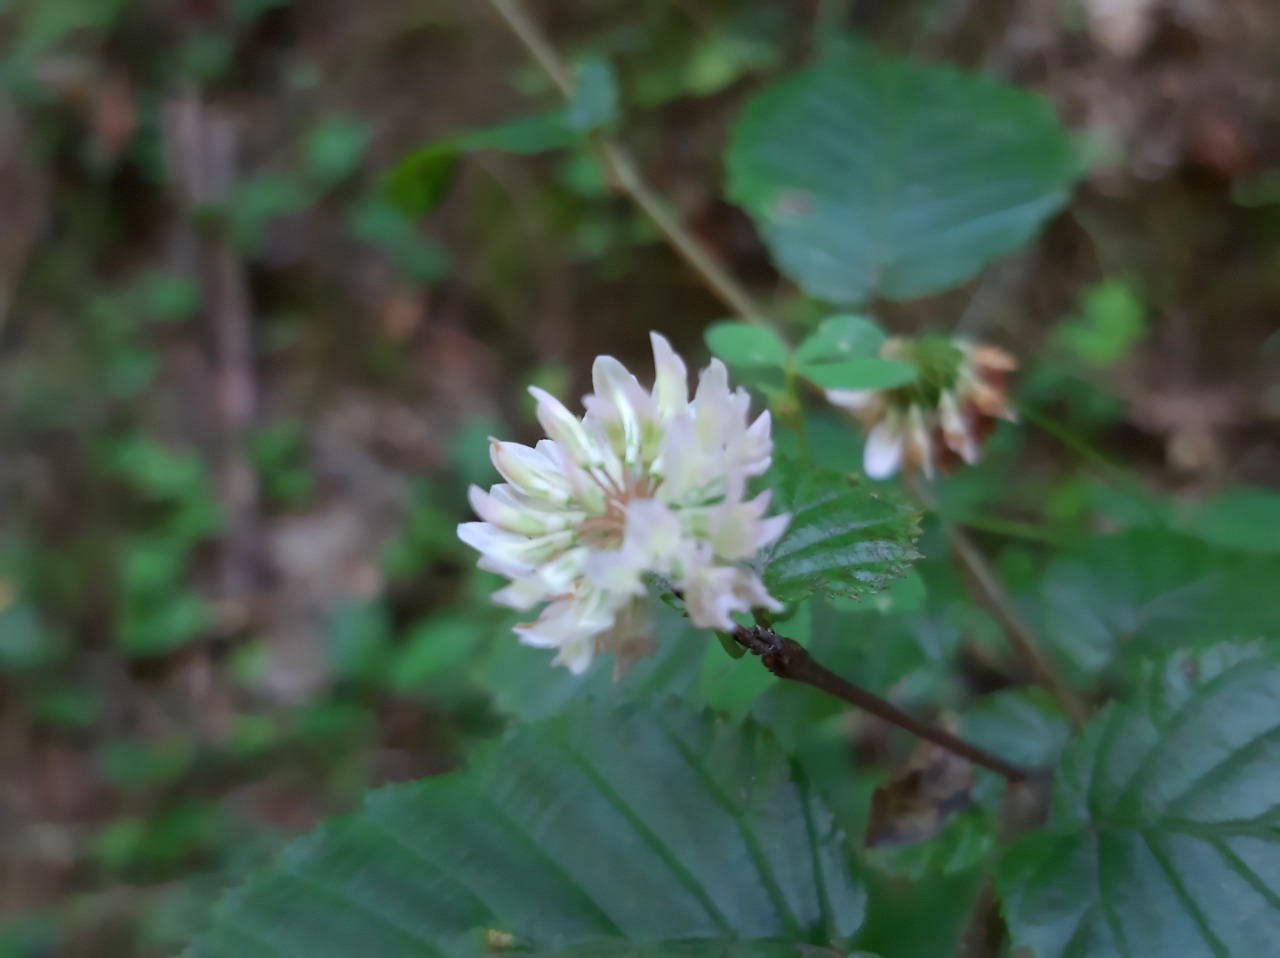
[999,652,1280,958]
[189,701,864,957]
[726,48,1078,303]
[761,466,920,604]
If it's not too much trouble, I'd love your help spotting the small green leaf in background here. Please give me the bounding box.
[797,359,917,392]
[1175,487,1280,555]
[1055,278,1146,367]
[348,198,450,283]
[794,315,887,366]
[139,273,201,323]
[568,56,619,132]
[704,320,790,369]
[386,613,481,694]
[304,116,370,185]
[726,46,1078,302]
[224,173,316,252]
[999,650,1280,958]
[381,145,458,219]
[189,700,865,957]
[323,600,390,683]
[760,461,920,604]
[0,599,57,670]
[384,112,582,217]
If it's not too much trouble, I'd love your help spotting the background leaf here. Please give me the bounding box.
[568,56,620,131]
[704,321,790,369]
[760,464,920,604]
[999,650,1280,958]
[794,316,887,366]
[189,700,865,957]
[726,47,1078,303]
[797,359,916,392]
[1026,529,1280,685]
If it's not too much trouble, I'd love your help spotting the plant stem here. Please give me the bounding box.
[733,627,1035,783]
[902,471,1091,728]
[487,0,772,328]
[947,523,1090,728]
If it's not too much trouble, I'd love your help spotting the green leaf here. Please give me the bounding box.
[569,56,620,131]
[305,116,370,185]
[0,601,58,670]
[726,49,1078,302]
[794,315,887,366]
[382,145,459,219]
[797,359,916,392]
[999,653,1280,958]
[1029,529,1280,684]
[760,464,920,603]
[959,689,1071,770]
[1056,279,1146,367]
[384,113,581,217]
[188,700,865,957]
[704,321,790,369]
[1176,488,1280,555]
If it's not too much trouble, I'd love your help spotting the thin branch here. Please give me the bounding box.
[487,0,771,328]
[947,523,1090,728]
[733,626,1035,783]
[903,471,1090,728]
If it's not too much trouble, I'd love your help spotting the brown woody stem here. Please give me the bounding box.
[487,0,773,329]
[733,626,1034,782]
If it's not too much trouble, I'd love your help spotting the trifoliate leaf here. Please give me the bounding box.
[704,321,791,369]
[797,359,916,392]
[794,316,887,366]
[188,700,866,957]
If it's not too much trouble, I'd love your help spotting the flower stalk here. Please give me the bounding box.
[733,625,1035,783]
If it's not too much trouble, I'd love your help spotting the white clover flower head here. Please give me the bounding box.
[458,333,789,674]
[826,336,1017,480]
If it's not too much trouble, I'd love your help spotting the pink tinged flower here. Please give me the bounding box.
[827,335,1018,480]
[458,332,789,674]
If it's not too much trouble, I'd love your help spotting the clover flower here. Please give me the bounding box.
[458,333,789,674]
[826,337,1017,480]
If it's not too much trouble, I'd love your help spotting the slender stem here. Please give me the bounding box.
[734,627,1034,783]
[947,524,1090,728]
[902,471,1090,728]
[487,0,773,329]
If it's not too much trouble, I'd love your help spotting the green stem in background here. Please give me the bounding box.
[778,364,811,461]
[904,471,1091,728]
[487,0,774,330]
[734,626,1035,783]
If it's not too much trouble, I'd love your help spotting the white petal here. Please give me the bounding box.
[467,485,573,536]
[492,575,553,611]
[457,522,575,568]
[825,388,878,411]
[863,418,904,479]
[489,439,573,503]
[938,392,978,464]
[681,563,780,631]
[554,636,595,674]
[528,386,597,465]
[649,332,689,421]
[906,405,935,479]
